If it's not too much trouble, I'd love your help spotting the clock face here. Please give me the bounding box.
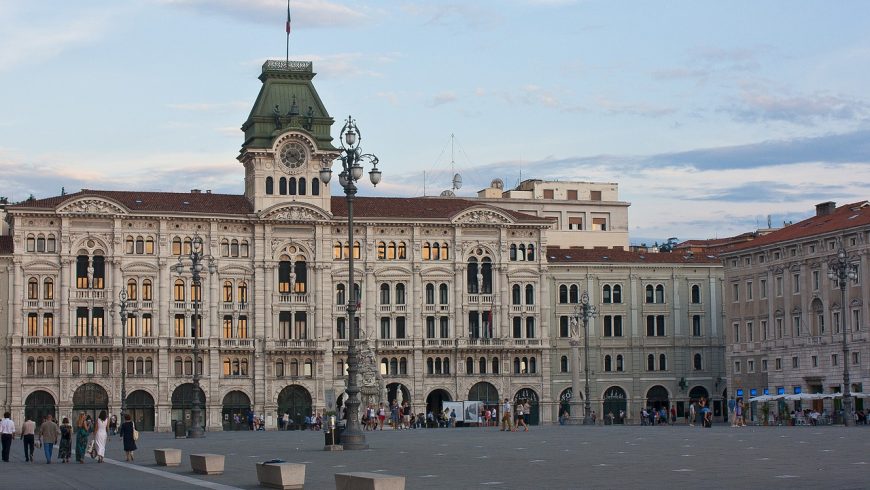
[280,142,307,170]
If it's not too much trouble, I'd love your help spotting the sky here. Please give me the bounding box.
[1,0,869,243]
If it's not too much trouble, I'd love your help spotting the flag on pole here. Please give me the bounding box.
[286,1,292,34]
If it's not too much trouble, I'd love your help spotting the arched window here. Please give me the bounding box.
[145,357,152,374]
[379,283,390,304]
[425,284,435,304]
[432,242,441,260]
[518,244,526,261]
[399,357,408,375]
[603,285,612,304]
[172,237,182,255]
[174,356,183,376]
[395,283,406,304]
[311,178,320,195]
[336,284,346,305]
[72,357,81,375]
[512,284,521,305]
[647,354,655,371]
[279,177,287,195]
[26,235,35,252]
[232,359,240,376]
[352,241,361,259]
[513,357,521,374]
[36,235,45,252]
[645,285,654,303]
[434,357,442,374]
[43,278,54,300]
[693,353,702,370]
[385,242,396,260]
[479,357,487,374]
[525,284,534,305]
[510,244,517,261]
[26,357,35,376]
[135,236,144,254]
[183,237,192,255]
[142,280,152,301]
[276,359,285,377]
[136,357,144,375]
[145,237,154,254]
[441,243,449,260]
[266,176,274,194]
[604,355,612,372]
[492,357,499,374]
[288,177,297,195]
[559,285,568,303]
[125,236,135,254]
[27,278,38,299]
[47,235,56,253]
[466,357,474,374]
[333,241,343,259]
[223,358,231,376]
[569,285,579,303]
[377,242,386,260]
[443,357,450,374]
[439,283,449,304]
[238,281,248,304]
[691,285,701,304]
[427,358,434,374]
[655,285,665,303]
[397,242,407,259]
[304,359,313,376]
[230,240,239,257]
[184,357,193,375]
[86,356,95,375]
[240,240,249,257]
[241,359,249,376]
[659,354,667,371]
[527,244,535,261]
[560,355,568,373]
[467,257,478,293]
[127,279,138,300]
[530,357,537,374]
[174,279,185,301]
[298,177,306,195]
[613,284,622,303]
[223,281,233,302]
[616,354,624,372]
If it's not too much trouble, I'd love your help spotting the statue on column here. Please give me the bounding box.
[87,257,95,289]
[288,260,296,294]
[476,271,483,294]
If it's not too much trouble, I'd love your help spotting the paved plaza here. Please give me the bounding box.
[3,424,869,489]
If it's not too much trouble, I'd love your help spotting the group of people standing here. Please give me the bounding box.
[0,410,138,464]
[499,398,532,432]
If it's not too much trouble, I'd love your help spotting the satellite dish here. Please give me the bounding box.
[491,178,504,190]
[440,190,455,197]
[452,173,463,191]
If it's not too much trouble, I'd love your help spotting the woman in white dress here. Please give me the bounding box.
[94,410,109,463]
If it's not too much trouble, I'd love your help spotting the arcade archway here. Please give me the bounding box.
[222,391,251,431]
[602,386,627,424]
[426,389,451,415]
[277,385,312,429]
[171,383,206,432]
[514,388,540,425]
[73,383,109,422]
[25,390,56,424]
[646,385,670,411]
[126,390,155,431]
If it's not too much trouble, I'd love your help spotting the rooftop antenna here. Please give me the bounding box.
[767,215,772,228]
[285,0,291,64]
[440,133,463,197]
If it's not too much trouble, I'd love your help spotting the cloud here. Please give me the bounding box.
[722,87,870,125]
[590,97,675,117]
[428,91,458,107]
[400,3,503,29]
[687,181,848,203]
[161,0,366,28]
[651,45,765,83]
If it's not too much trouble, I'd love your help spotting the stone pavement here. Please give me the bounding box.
[3,424,869,489]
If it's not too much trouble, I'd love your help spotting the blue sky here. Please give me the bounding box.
[1,0,869,243]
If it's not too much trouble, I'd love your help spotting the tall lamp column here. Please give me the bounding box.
[118,290,135,421]
[173,234,216,438]
[828,241,858,427]
[571,292,597,425]
[319,115,381,450]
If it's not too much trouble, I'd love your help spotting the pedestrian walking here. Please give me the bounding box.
[21,415,36,462]
[74,413,88,463]
[0,411,15,462]
[37,414,59,464]
[58,417,72,463]
[689,402,696,427]
[118,414,137,462]
[500,398,513,431]
[109,414,118,436]
[94,410,108,463]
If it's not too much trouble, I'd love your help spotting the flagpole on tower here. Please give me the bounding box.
[285,0,291,64]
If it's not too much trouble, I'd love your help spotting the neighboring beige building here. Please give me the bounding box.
[0,59,725,430]
[546,248,726,421]
[476,179,629,250]
[721,201,870,421]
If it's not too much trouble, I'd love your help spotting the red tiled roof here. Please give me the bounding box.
[12,190,253,215]
[9,190,547,222]
[726,201,870,253]
[0,236,12,255]
[330,196,548,222]
[547,247,720,265]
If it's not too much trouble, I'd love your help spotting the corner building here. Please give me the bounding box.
[0,60,725,430]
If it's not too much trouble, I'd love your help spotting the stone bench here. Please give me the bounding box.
[335,472,405,490]
[190,453,225,475]
[256,462,306,489]
[154,448,182,467]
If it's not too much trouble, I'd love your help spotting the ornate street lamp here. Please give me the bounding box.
[570,291,597,425]
[172,234,217,438]
[319,115,381,450]
[117,290,136,421]
[827,241,858,427]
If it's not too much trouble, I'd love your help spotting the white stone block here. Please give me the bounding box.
[256,462,306,489]
[334,472,405,490]
[190,453,225,475]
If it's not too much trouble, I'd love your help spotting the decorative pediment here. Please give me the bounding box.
[420,266,454,278]
[261,204,331,222]
[219,265,254,276]
[374,266,413,278]
[57,198,127,216]
[120,261,159,274]
[451,207,513,226]
[22,259,60,272]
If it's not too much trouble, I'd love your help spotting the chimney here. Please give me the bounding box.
[190,189,201,194]
[206,190,211,194]
[815,201,836,216]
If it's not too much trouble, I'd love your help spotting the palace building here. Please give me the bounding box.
[0,60,725,430]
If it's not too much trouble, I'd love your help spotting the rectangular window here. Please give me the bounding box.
[559,316,569,337]
[734,361,741,373]
[748,360,755,373]
[775,276,783,296]
[793,273,800,294]
[760,279,767,298]
[592,218,607,231]
[792,356,799,368]
[543,189,554,199]
[174,314,185,337]
[775,358,782,370]
[853,352,860,365]
[604,316,613,337]
[613,315,623,337]
[733,322,740,343]
[568,217,583,231]
[396,316,406,339]
[426,316,435,339]
[440,316,449,338]
[142,314,152,337]
[833,311,840,334]
[811,355,818,367]
[793,315,801,337]
[776,318,784,339]
[853,309,861,332]
[747,321,754,342]
[746,281,753,300]
[761,320,768,341]
[238,316,248,338]
[732,283,739,302]
[566,190,578,200]
[812,270,820,291]
[590,190,602,201]
[761,359,768,372]
[832,354,838,366]
[692,315,702,337]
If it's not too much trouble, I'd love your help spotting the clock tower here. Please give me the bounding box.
[239,60,338,213]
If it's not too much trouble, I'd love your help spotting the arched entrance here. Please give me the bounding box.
[222,391,251,431]
[73,383,109,422]
[646,385,669,411]
[387,383,411,406]
[602,386,627,424]
[468,382,499,405]
[426,389,451,415]
[278,385,312,429]
[171,383,206,432]
[126,390,155,431]
[514,388,539,425]
[689,386,709,403]
[25,390,56,424]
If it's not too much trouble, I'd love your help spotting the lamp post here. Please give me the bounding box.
[319,115,381,450]
[117,290,135,421]
[570,291,597,425]
[827,241,858,427]
[173,234,216,438]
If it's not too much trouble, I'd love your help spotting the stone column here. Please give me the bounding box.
[12,257,23,336]
[158,258,170,337]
